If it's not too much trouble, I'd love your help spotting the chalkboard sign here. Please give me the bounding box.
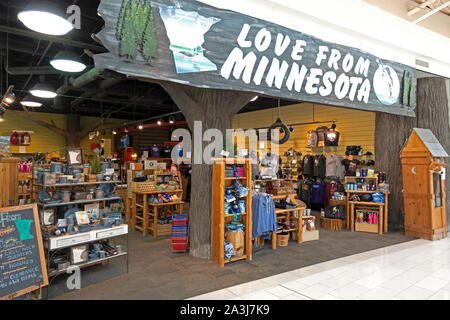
[0,204,48,300]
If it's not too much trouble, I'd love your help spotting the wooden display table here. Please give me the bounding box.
[132,189,184,237]
[346,190,389,234]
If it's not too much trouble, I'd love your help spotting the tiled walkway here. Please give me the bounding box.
[189,237,450,300]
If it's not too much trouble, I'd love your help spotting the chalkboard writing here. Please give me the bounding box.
[0,204,48,300]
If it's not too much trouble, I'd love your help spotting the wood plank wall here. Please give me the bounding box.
[233,102,375,158]
[0,111,125,157]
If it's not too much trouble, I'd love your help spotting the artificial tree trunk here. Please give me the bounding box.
[66,114,82,147]
[162,82,252,259]
[375,77,450,230]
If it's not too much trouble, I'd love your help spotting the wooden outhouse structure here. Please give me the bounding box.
[401,128,448,240]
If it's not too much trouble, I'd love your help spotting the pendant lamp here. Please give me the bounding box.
[18,0,73,36]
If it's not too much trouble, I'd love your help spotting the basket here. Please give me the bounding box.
[277,234,289,246]
[132,182,156,193]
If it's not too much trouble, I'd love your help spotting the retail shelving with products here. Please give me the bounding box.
[345,175,389,234]
[130,165,185,238]
[34,160,128,298]
[211,158,252,267]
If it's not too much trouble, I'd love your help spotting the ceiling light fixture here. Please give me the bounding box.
[251,96,258,102]
[138,124,143,130]
[1,86,16,107]
[50,50,87,73]
[30,82,57,98]
[21,95,43,108]
[157,119,163,126]
[0,113,4,122]
[17,0,73,36]
[169,116,175,124]
[112,129,117,135]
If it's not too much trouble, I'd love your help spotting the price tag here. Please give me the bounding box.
[220,150,230,157]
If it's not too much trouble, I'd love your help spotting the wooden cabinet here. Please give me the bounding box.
[0,158,20,207]
[401,129,448,240]
[211,158,252,267]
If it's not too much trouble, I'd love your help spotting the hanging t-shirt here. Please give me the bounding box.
[150,145,160,158]
[306,130,318,148]
[324,129,340,146]
[326,154,345,180]
[316,126,328,147]
[120,135,130,148]
[313,155,327,179]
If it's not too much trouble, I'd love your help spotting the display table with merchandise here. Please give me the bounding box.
[346,190,389,234]
[132,189,184,237]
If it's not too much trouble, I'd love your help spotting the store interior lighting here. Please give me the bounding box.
[251,96,258,102]
[17,0,74,36]
[157,119,163,126]
[30,82,57,98]
[21,95,43,108]
[50,50,87,73]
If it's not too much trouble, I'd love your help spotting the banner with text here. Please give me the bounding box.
[95,0,417,116]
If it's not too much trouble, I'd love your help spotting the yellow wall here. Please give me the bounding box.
[0,110,124,158]
[233,102,375,157]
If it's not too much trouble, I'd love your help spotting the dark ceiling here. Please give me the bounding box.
[0,0,297,122]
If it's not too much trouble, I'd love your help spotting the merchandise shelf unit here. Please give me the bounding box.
[36,178,128,298]
[211,158,252,267]
[345,176,389,234]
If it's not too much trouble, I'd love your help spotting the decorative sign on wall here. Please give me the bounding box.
[0,204,48,300]
[95,0,417,117]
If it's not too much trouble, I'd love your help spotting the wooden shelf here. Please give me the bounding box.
[224,255,247,264]
[36,181,121,188]
[39,196,121,208]
[147,201,184,207]
[48,252,127,277]
[348,201,385,206]
[271,194,297,200]
[135,189,183,194]
[276,207,304,214]
[225,212,247,218]
[212,158,252,267]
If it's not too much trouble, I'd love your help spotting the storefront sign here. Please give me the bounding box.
[0,204,48,300]
[95,0,417,116]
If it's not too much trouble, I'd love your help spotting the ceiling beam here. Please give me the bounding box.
[408,0,438,16]
[413,1,450,23]
[0,26,107,52]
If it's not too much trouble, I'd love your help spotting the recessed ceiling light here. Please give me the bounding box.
[17,0,73,36]
[50,50,87,73]
[30,83,57,98]
[21,95,43,107]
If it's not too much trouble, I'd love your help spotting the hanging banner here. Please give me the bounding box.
[94,0,417,116]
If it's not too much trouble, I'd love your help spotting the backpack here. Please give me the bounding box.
[306,130,318,148]
[316,126,329,147]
